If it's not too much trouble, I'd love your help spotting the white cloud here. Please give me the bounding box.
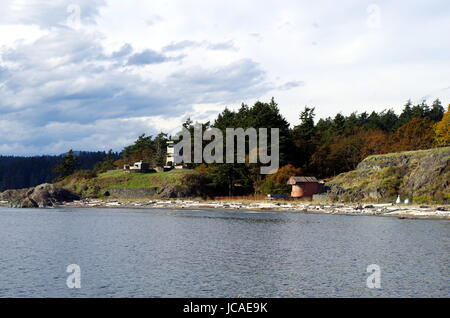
[0,0,449,155]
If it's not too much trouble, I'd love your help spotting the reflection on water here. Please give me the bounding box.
[0,207,448,297]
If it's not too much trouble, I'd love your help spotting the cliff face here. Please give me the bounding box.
[327,147,450,203]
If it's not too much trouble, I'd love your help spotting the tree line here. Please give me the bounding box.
[0,151,116,191]
[2,98,448,196]
[98,98,449,196]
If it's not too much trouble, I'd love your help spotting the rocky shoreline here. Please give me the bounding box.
[57,198,450,220]
[1,183,448,220]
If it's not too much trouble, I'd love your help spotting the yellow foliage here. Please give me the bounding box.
[434,105,450,147]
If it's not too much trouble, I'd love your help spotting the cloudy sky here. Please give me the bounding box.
[0,0,449,155]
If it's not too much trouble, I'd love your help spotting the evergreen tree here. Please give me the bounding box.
[292,107,316,169]
[332,113,346,134]
[93,150,117,173]
[397,100,414,128]
[378,109,399,133]
[411,101,429,119]
[343,112,359,134]
[211,98,291,194]
[153,132,169,166]
[53,150,80,181]
[429,99,445,122]
[294,107,316,139]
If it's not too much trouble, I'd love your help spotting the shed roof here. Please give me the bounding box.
[287,176,319,185]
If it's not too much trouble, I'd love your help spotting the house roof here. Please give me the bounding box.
[287,176,319,184]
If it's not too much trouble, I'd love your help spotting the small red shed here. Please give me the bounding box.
[287,176,321,198]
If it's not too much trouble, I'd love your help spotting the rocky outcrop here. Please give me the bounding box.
[326,147,450,203]
[0,188,31,202]
[0,183,80,208]
[156,185,189,198]
[155,172,212,199]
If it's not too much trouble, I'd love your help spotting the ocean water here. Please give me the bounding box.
[0,207,448,297]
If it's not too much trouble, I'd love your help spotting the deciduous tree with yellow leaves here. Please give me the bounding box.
[434,105,450,147]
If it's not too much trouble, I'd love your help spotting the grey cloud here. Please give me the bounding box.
[127,49,173,65]
[0,31,270,154]
[163,40,199,52]
[278,81,305,91]
[0,66,9,80]
[112,44,133,58]
[2,30,106,67]
[0,116,177,155]
[166,59,270,104]
[207,41,236,51]
[163,40,236,52]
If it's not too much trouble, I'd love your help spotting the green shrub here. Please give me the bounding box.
[72,170,98,179]
[82,186,102,198]
[413,195,432,204]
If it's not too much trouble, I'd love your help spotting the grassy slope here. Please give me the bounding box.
[363,147,450,161]
[96,169,191,188]
[59,169,193,198]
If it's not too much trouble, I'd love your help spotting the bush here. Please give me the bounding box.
[82,186,102,198]
[71,170,98,180]
[181,171,213,198]
[56,170,97,188]
[413,195,432,204]
[258,164,301,194]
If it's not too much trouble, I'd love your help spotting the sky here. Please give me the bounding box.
[0,0,449,155]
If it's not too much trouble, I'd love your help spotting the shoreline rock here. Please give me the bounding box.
[0,184,80,208]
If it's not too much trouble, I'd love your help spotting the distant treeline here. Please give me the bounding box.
[0,152,113,191]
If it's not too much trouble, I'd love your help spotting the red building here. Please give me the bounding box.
[287,176,321,198]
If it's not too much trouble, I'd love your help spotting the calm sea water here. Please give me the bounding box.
[0,207,448,298]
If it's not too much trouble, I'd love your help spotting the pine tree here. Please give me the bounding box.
[429,99,445,122]
[295,107,316,139]
[53,150,80,181]
[94,150,117,173]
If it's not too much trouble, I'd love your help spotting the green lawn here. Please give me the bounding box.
[96,169,193,189]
